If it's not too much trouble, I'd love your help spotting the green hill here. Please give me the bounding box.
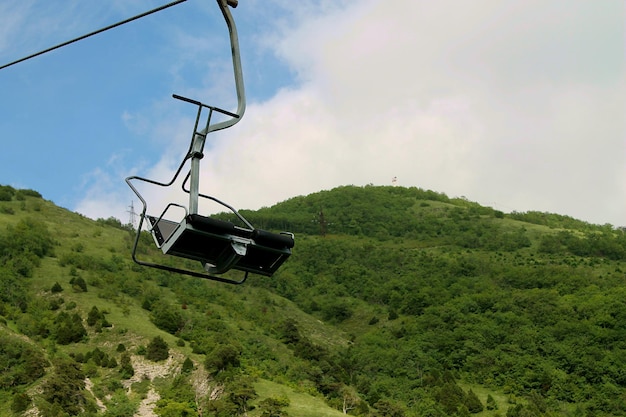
[0,184,625,416]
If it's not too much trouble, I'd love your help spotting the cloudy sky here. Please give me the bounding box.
[0,0,624,227]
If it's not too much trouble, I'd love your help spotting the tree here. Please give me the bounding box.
[229,377,258,415]
[41,358,86,416]
[119,352,134,379]
[0,185,15,201]
[153,399,197,417]
[3,217,54,259]
[279,318,301,345]
[156,374,197,415]
[151,302,185,334]
[182,357,194,373]
[373,399,405,417]
[321,300,353,323]
[0,334,48,388]
[457,404,471,417]
[435,382,465,415]
[11,393,31,413]
[87,306,102,326]
[258,397,290,417]
[205,343,240,374]
[464,389,483,413]
[107,357,118,368]
[146,336,169,361]
[70,276,88,292]
[55,312,87,345]
[339,385,361,415]
[103,390,137,417]
[51,282,63,293]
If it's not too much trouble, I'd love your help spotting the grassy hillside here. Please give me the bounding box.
[0,184,625,416]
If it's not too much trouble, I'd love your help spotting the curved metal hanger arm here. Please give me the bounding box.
[203,0,246,135]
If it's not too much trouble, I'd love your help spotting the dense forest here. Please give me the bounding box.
[0,183,625,416]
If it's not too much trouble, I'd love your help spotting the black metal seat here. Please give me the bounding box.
[147,214,294,278]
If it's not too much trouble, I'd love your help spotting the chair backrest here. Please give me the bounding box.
[147,216,179,246]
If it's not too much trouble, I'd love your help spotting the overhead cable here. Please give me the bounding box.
[0,0,187,71]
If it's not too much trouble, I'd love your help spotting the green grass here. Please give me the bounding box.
[253,379,345,417]
[31,256,191,358]
[0,389,13,415]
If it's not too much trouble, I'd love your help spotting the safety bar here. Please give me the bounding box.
[173,94,241,119]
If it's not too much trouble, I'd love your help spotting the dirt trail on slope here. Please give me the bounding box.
[125,352,184,417]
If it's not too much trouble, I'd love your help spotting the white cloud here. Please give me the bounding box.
[75,0,625,228]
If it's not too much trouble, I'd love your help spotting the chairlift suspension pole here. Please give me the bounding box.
[188,0,246,215]
[188,107,213,216]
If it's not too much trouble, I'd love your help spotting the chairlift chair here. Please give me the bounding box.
[125,0,294,284]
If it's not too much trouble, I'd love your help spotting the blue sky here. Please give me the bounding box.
[1,0,624,227]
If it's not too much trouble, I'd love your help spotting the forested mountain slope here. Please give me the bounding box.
[0,184,625,417]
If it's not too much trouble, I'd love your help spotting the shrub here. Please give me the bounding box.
[87,306,102,326]
[11,392,31,414]
[17,188,42,198]
[320,300,353,323]
[55,312,87,345]
[258,397,290,417]
[120,352,134,379]
[41,358,86,415]
[146,336,169,362]
[51,282,63,293]
[4,218,54,258]
[465,389,483,413]
[0,335,48,388]
[0,185,15,201]
[70,276,87,292]
[182,357,194,373]
[205,344,240,374]
[151,302,185,334]
[0,191,13,201]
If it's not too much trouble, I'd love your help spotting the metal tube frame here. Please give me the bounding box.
[125,0,249,284]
